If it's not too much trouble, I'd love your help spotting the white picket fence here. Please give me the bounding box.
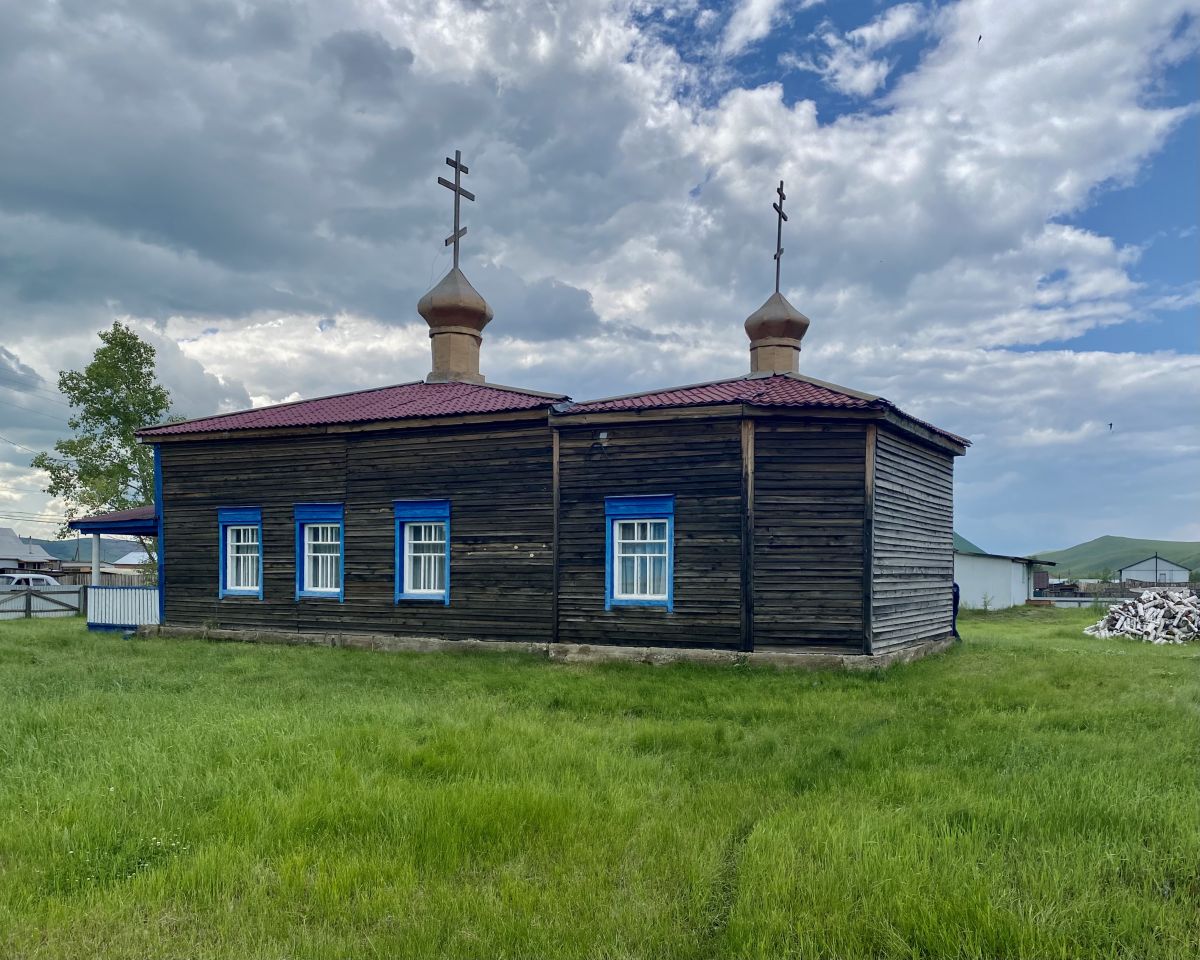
[0,587,83,620]
[85,586,160,630]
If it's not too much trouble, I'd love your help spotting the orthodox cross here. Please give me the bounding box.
[437,149,475,269]
[773,179,787,294]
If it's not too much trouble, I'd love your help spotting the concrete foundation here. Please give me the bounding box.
[138,624,956,670]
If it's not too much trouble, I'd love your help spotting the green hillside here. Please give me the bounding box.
[1033,536,1200,578]
[953,532,984,553]
[30,536,136,564]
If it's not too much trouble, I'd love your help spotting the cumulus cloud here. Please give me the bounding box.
[314,30,415,102]
[783,3,927,97]
[722,0,825,57]
[0,0,1197,552]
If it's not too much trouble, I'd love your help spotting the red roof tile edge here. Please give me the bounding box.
[556,373,969,447]
[69,504,157,524]
[137,373,966,448]
[139,380,568,438]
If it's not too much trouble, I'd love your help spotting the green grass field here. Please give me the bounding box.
[0,609,1197,959]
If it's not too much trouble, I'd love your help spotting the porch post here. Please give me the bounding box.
[91,534,101,586]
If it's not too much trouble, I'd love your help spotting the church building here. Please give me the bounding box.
[139,156,968,659]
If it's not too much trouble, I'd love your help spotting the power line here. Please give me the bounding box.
[0,508,67,521]
[0,515,63,526]
[0,396,71,427]
[0,433,40,455]
[0,372,74,408]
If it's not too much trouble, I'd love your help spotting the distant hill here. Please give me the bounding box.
[1033,536,1200,578]
[29,537,136,565]
[953,532,985,553]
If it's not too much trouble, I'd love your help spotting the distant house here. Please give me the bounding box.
[0,528,56,574]
[1118,554,1189,584]
[953,535,1050,609]
[112,550,154,568]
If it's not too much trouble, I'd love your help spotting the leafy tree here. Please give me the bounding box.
[1098,567,1115,583]
[32,322,172,542]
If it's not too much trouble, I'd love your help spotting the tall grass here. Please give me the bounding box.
[0,610,1196,958]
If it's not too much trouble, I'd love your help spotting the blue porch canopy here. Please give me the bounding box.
[67,504,158,538]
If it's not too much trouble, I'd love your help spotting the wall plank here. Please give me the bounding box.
[752,422,866,650]
[160,421,555,641]
[556,419,743,648]
[870,428,955,652]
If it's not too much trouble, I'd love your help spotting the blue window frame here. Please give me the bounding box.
[605,495,674,611]
[294,503,344,601]
[394,500,450,604]
[218,507,263,599]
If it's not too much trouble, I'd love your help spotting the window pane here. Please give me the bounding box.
[405,522,446,593]
[619,555,636,595]
[226,525,260,590]
[304,524,340,591]
[650,556,666,596]
[614,517,669,599]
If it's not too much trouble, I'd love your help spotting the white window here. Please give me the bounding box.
[225,525,260,592]
[303,523,341,593]
[613,519,669,600]
[404,522,446,594]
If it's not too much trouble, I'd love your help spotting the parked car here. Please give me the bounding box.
[0,573,61,588]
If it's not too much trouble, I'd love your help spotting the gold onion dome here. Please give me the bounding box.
[418,266,493,384]
[417,266,493,333]
[745,290,810,374]
[744,290,810,343]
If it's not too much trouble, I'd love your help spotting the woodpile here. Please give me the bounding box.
[1084,590,1199,644]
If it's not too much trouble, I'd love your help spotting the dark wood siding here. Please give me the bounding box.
[870,428,955,651]
[556,419,743,648]
[752,421,866,651]
[159,420,554,641]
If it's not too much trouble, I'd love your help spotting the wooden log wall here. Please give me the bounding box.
[159,421,555,641]
[555,419,743,648]
[752,421,866,651]
[870,427,955,652]
[158,410,953,653]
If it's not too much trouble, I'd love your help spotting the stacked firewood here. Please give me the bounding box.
[1084,590,1199,644]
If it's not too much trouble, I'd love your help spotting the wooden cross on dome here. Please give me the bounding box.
[773,179,787,294]
[438,149,475,269]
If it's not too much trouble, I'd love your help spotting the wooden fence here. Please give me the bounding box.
[0,587,83,620]
[85,586,160,630]
[55,571,155,587]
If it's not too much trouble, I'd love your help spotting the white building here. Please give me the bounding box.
[0,527,56,573]
[954,549,1047,610]
[112,550,154,567]
[1118,554,1190,584]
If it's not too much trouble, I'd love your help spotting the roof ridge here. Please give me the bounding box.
[470,380,569,400]
[564,372,784,409]
[780,371,882,404]
[140,379,567,436]
[139,380,426,434]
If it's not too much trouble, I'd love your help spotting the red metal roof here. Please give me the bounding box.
[67,504,159,536]
[139,380,566,438]
[138,373,966,447]
[560,373,969,446]
[563,374,876,413]
[70,505,156,524]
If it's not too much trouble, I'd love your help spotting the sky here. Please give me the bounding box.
[0,0,1197,556]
